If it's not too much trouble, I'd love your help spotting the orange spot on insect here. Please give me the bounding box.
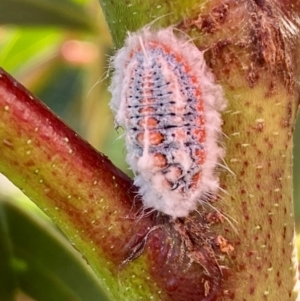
[174,128,186,141]
[149,131,164,145]
[196,99,204,111]
[195,90,201,98]
[139,107,155,114]
[190,76,198,85]
[196,116,205,126]
[195,148,206,164]
[137,133,144,145]
[153,153,167,168]
[137,131,164,145]
[193,128,206,142]
[138,117,158,128]
[190,172,201,189]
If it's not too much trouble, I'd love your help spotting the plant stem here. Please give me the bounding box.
[0,69,156,300]
[98,0,300,300]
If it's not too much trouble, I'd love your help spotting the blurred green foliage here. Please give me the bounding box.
[0,197,110,301]
[1,0,95,30]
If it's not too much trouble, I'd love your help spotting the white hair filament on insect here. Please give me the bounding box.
[201,200,238,234]
[86,56,112,97]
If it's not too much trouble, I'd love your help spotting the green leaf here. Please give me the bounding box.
[0,28,63,75]
[0,0,95,31]
[35,64,85,130]
[0,199,110,301]
[0,203,18,301]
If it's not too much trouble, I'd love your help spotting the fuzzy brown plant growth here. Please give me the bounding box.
[1,0,300,300]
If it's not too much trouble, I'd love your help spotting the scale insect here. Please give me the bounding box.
[109,27,227,218]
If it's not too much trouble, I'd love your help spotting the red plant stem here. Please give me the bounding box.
[0,68,161,299]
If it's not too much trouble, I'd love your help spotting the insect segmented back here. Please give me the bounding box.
[110,27,226,218]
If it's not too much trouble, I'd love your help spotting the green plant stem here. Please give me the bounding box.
[97,0,300,300]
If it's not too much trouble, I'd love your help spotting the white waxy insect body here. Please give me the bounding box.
[109,27,226,218]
